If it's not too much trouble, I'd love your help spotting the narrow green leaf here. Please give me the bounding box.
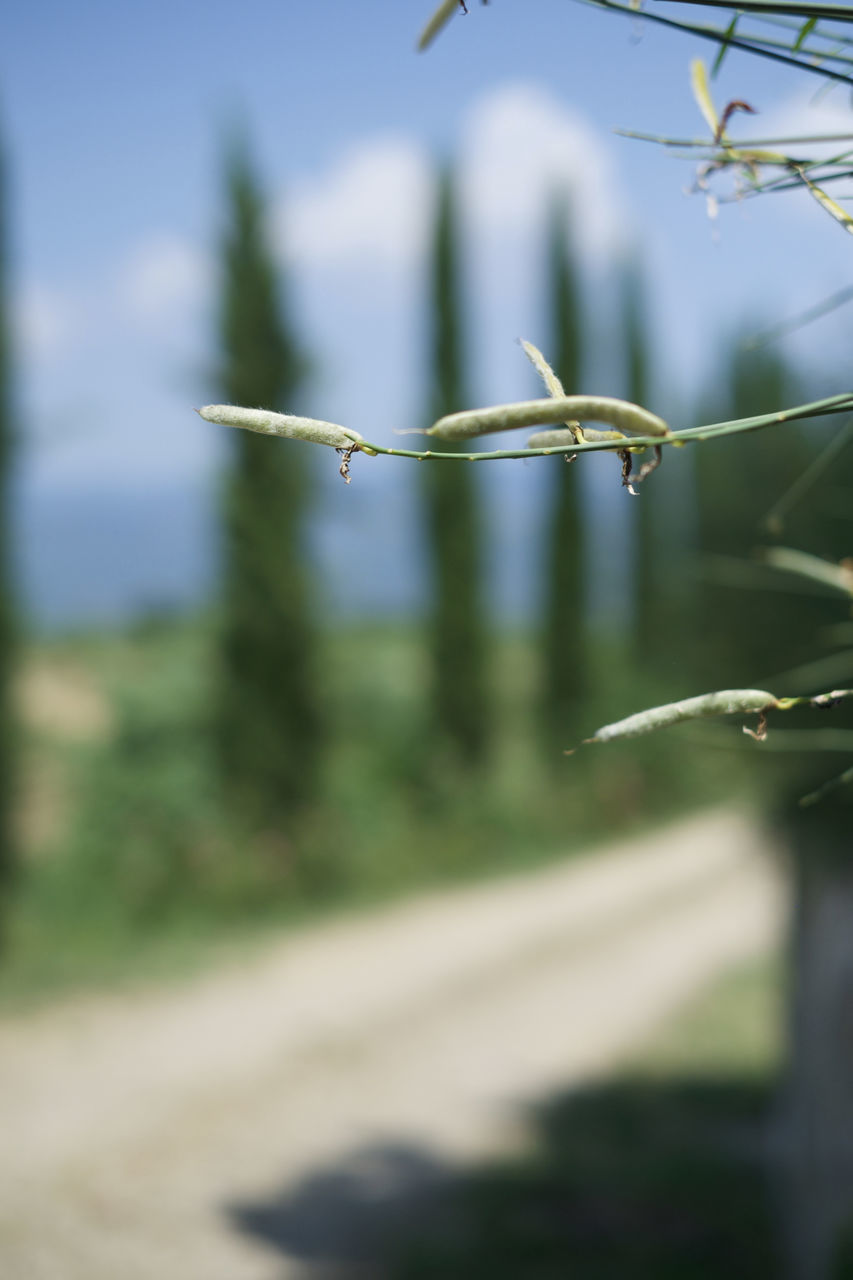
[711,13,739,77]
[801,763,853,806]
[418,0,463,51]
[793,15,819,49]
[799,171,853,235]
[691,58,720,137]
[761,546,853,595]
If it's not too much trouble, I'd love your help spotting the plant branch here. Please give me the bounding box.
[199,390,853,466]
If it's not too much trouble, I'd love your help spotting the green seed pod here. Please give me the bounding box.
[588,689,778,743]
[198,405,363,450]
[428,396,670,442]
[526,428,580,449]
[527,427,628,449]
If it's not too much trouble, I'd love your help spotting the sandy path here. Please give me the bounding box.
[0,809,783,1279]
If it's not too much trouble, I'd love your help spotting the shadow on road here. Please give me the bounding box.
[226,1073,780,1279]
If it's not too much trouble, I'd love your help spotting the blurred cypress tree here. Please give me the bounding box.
[694,338,853,1280]
[694,333,824,689]
[422,168,490,768]
[539,194,585,755]
[622,255,661,657]
[0,125,16,928]
[217,138,322,825]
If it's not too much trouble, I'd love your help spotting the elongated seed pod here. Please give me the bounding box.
[428,396,670,442]
[527,427,626,449]
[198,405,363,450]
[417,0,462,50]
[588,689,778,743]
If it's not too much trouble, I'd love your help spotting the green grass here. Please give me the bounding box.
[0,616,749,1006]
[391,956,783,1279]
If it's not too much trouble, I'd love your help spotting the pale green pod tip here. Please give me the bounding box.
[588,688,778,743]
[520,339,567,401]
[197,405,363,450]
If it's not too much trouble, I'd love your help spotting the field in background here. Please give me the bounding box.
[4,617,751,1005]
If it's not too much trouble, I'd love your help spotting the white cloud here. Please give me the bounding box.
[15,284,74,362]
[277,84,622,276]
[460,83,624,260]
[118,234,210,325]
[758,88,853,156]
[281,136,433,272]
[22,84,626,488]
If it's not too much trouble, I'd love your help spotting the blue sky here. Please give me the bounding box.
[2,1,852,624]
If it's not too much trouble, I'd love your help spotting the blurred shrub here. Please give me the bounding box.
[3,618,744,997]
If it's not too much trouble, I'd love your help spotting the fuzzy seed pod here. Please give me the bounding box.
[526,429,580,449]
[588,689,778,743]
[198,405,363,450]
[520,339,568,401]
[429,396,670,442]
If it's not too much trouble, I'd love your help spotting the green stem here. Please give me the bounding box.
[354,392,853,462]
[579,0,853,85]
[777,688,853,709]
[617,130,853,148]
[654,0,853,22]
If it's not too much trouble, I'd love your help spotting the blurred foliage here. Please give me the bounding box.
[217,138,323,827]
[623,253,662,659]
[0,616,744,1004]
[538,193,586,759]
[0,123,17,934]
[692,330,853,822]
[421,168,491,771]
[695,334,833,689]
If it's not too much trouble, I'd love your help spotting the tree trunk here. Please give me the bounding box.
[775,801,853,1279]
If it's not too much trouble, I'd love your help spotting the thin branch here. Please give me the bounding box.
[654,0,853,23]
[801,762,853,804]
[616,129,853,148]
[578,0,853,86]
[760,546,853,594]
[199,391,853,466]
[761,416,853,531]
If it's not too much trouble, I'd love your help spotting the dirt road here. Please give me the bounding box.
[0,809,783,1279]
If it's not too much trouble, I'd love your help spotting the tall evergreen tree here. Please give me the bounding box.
[622,255,660,656]
[694,335,853,1279]
[0,125,16,926]
[539,194,585,755]
[694,333,822,689]
[217,139,321,825]
[422,168,490,768]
